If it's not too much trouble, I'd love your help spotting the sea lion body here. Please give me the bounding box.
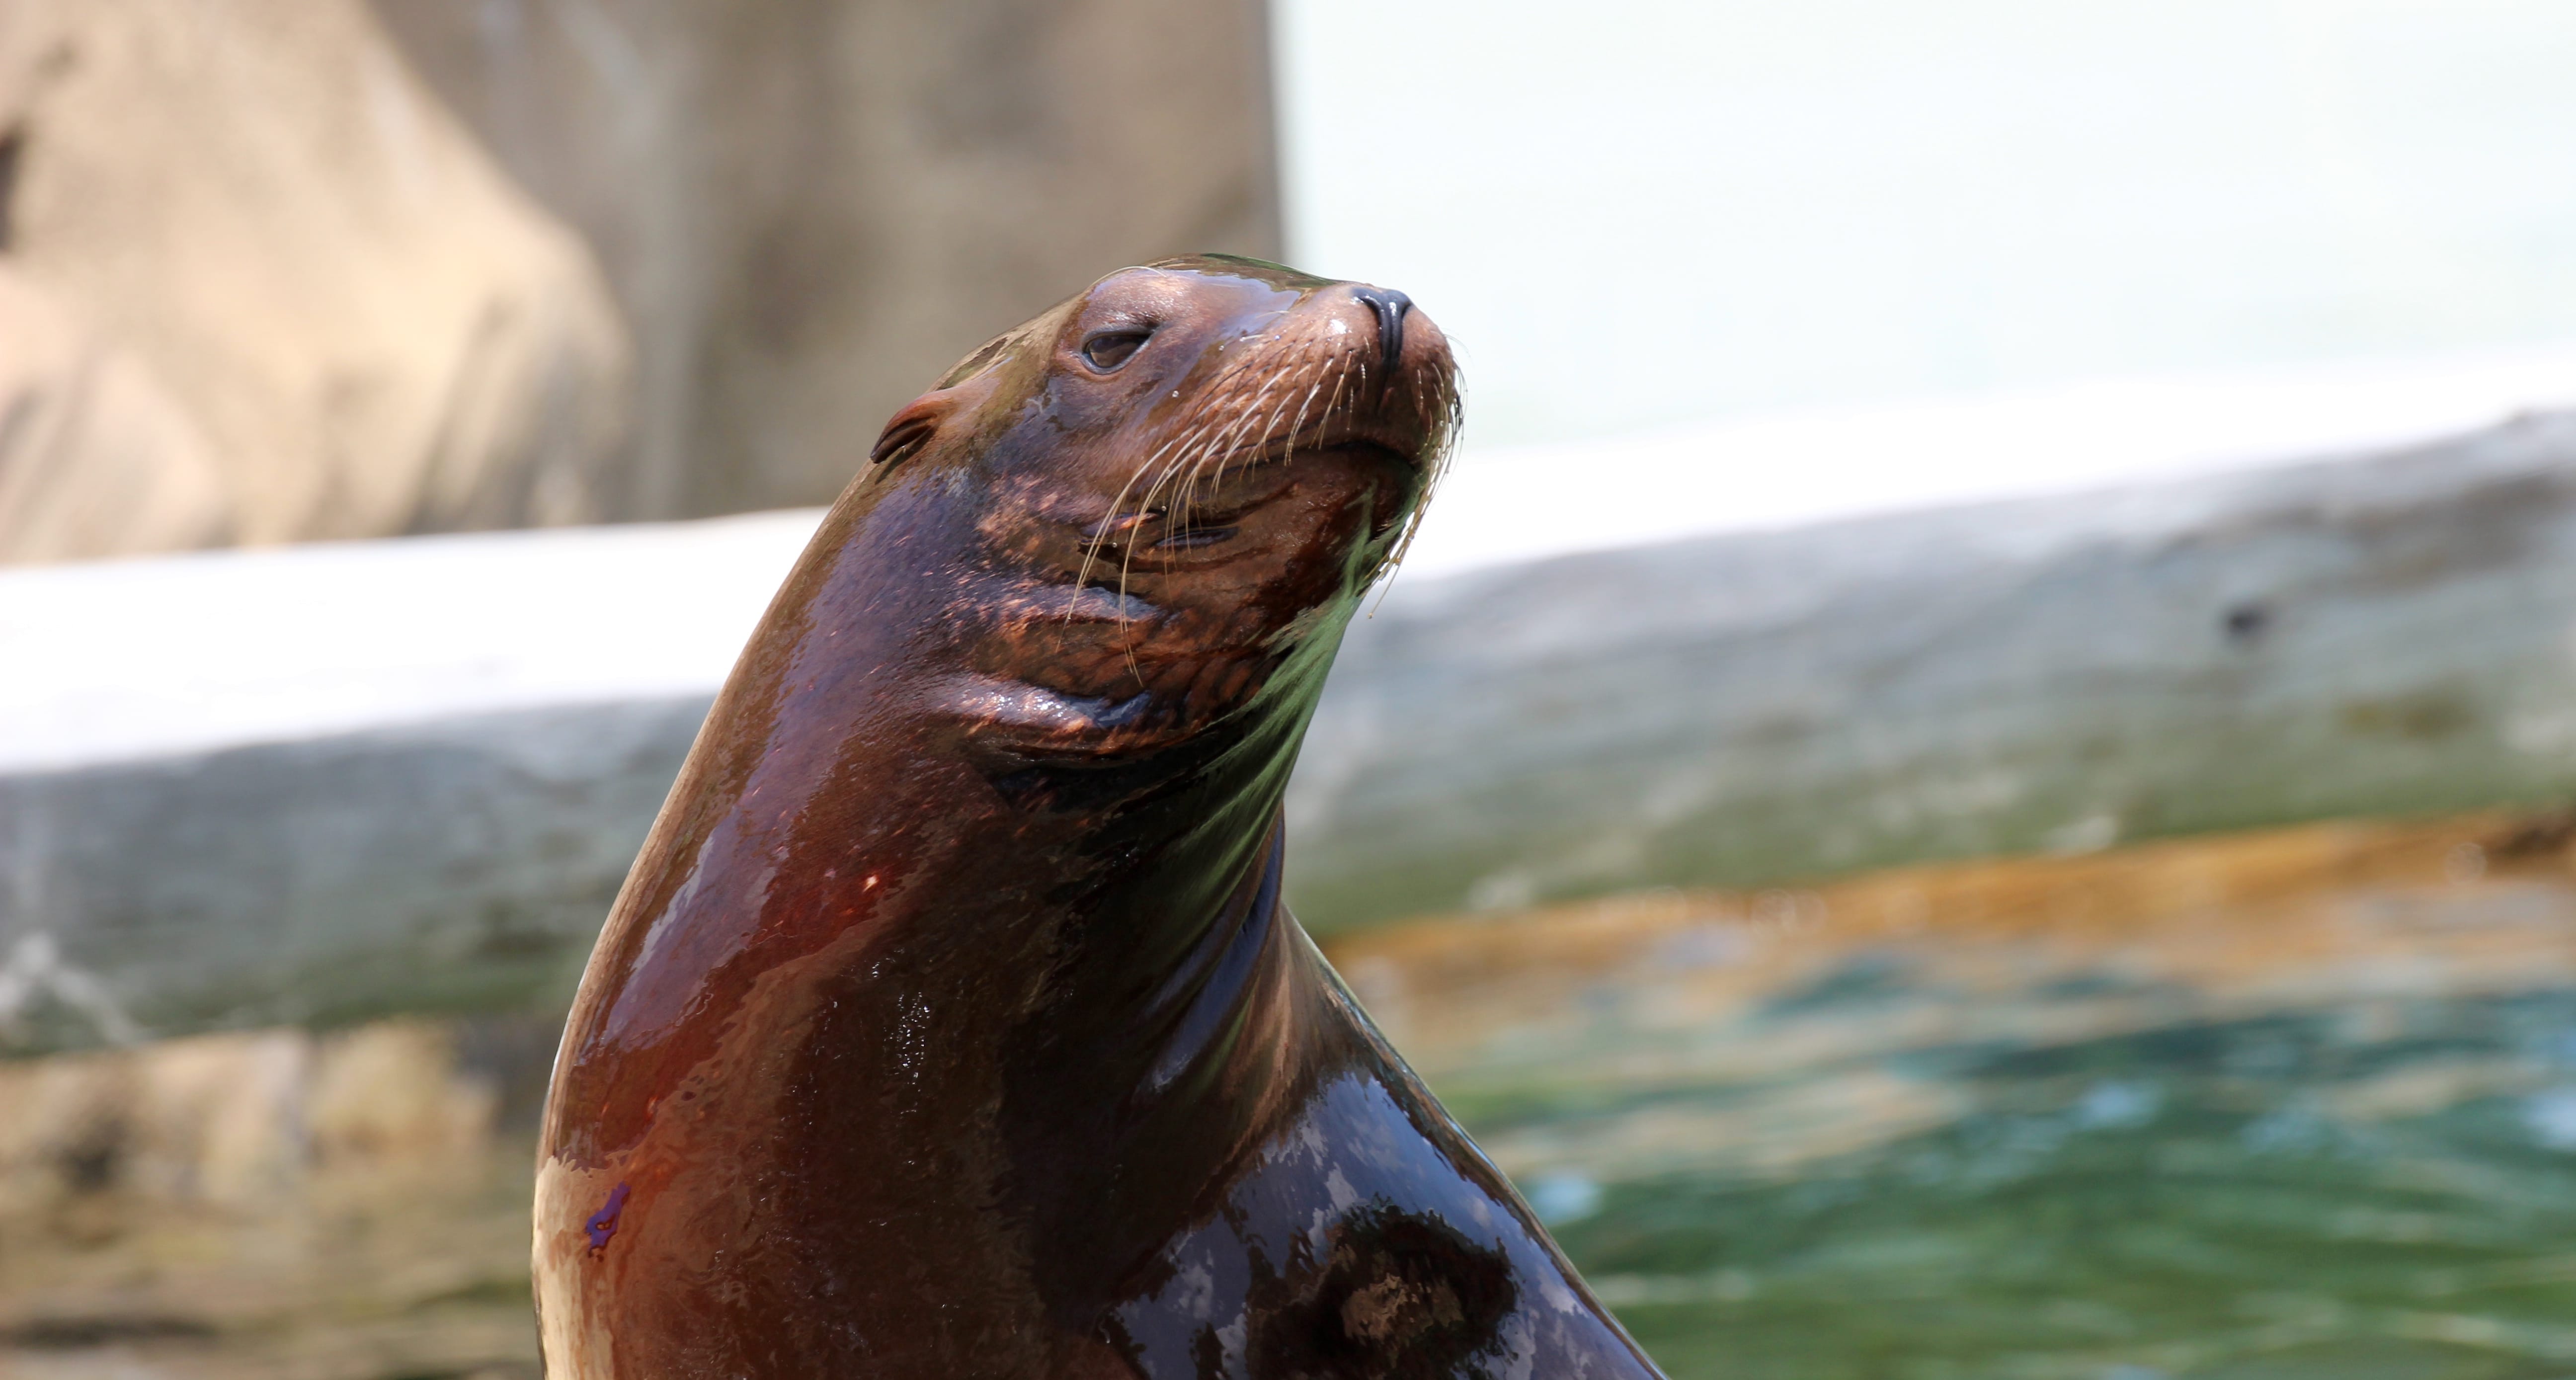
[533,256,1663,1378]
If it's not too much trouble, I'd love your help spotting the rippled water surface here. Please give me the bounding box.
[1331,815,2576,1379]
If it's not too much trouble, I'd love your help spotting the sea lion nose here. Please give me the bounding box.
[1350,286,1412,371]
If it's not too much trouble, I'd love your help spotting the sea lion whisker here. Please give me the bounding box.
[1229,349,1322,488]
[1175,343,1327,507]
[1132,408,1233,532]
[1085,372,1258,573]
[1176,374,1289,536]
[1167,392,1244,514]
[1077,431,1196,602]
[1208,355,1313,502]
[1274,349,1334,479]
[1228,360,1327,490]
[1371,374,1463,603]
[1103,351,1278,541]
[1316,357,1354,465]
[1163,365,1280,522]
[1084,427,1215,676]
[1110,406,1243,652]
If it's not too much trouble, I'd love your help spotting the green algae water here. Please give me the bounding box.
[1343,823,2576,1379]
[1528,998,2576,1379]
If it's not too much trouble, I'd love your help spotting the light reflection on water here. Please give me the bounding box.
[1333,815,2576,1379]
[1547,1000,2576,1379]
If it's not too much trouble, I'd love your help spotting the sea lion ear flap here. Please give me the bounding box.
[867,394,954,474]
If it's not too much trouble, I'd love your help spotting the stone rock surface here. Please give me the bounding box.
[0,265,230,563]
[0,1016,538,1380]
[0,1020,497,1226]
[370,0,1282,518]
[0,0,631,563]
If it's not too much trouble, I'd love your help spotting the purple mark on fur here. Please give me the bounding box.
[585,1181,632,1253]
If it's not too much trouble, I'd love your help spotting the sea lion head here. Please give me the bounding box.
[836,253,1458,768]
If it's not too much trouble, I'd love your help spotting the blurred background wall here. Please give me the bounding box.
[1277,0,2576,449]
[0,1,633,562]
[370,0,1280,517]
[0,0,1276,562]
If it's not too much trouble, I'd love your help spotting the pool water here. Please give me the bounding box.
[1330,815,2576,1379]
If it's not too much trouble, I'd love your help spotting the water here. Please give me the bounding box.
[1334,816,2576,1379]
[1550,1002,2576,1379]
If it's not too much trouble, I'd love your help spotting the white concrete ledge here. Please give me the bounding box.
[10,414,2576,1050]
[0,509,824,775]
[1292,410,2576,925]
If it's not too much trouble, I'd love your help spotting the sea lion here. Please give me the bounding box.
[532,255,1665,1378]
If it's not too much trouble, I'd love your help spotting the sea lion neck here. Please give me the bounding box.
[524,262,1688,1380]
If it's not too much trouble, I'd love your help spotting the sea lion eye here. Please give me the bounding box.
[1081,329,1151,372]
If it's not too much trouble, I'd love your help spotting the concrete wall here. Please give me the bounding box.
[1288,411,2576,928]
[12,415,2576,1051]
[0,702,706,1050]
[370,0,1283,519]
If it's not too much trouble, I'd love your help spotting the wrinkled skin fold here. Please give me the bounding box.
[533,256,1665,1379]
